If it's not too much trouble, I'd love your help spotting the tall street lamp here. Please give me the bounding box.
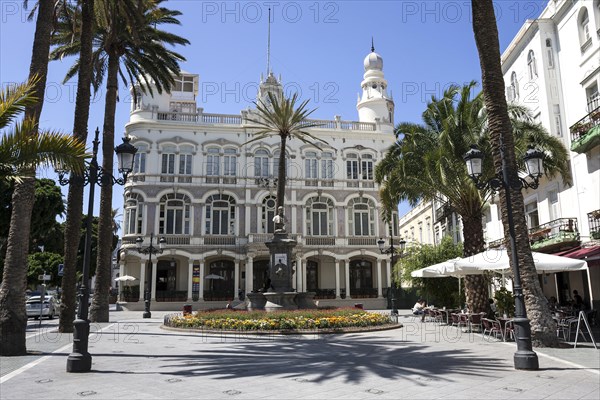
[377,235,406,316]
[135,233,165,318]
[57,128,137,373]
[463,143,543,370]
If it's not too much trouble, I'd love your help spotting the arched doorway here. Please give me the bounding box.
[206,260,234,300]
[349,259,374,298]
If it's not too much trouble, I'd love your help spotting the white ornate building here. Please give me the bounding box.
[117,47,401,309]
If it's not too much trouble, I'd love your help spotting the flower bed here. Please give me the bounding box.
[165,308,394,332]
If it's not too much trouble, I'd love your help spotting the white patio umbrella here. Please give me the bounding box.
[454,249,592,308]
[411,258,464,308]
[204,274,225,280]
[454,249,587,274]
[114,275,137,282]
[410,258,463,278]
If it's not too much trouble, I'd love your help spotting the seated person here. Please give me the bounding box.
[572,290,584,311]
[412,299,427,322]
[548,296,558,311]
[487,298,497,319]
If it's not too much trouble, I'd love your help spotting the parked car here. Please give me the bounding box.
[26,295,59,319]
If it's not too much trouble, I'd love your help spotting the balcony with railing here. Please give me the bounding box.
[588,210,600,241]
[570,98,600,154]
[529,217,580,252]
[153,109,378,132]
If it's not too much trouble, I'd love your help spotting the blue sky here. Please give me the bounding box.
[0,0,549,222]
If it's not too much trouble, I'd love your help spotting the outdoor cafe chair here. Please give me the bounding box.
[469,312,485,333]
[450,313,461,328]
[504,320,515,341]
[482,318,503,340]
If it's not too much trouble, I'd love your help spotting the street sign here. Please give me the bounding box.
[38,274,52,281]
[58,264,64,276]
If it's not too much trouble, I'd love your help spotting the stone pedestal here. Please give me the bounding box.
[264,232,297,293]
[295,292,317,309]
[264,292,298,311]
[247,292,267,311]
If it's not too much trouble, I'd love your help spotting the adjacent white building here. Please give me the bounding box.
[399,0,600,309]
[117,47,400,309]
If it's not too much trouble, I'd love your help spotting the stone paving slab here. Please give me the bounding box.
[0,310,598,400]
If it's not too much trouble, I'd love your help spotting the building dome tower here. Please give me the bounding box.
[357,40,394,125]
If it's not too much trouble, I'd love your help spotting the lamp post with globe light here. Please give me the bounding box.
[463,142,544,370]
[135,233,166,318]
[377,235,406,316]
[57,127,137,373]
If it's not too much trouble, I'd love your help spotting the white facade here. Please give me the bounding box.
[399,0,600,308]
[118,48,400,309]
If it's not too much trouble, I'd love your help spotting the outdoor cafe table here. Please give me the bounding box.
[497,317,514,341]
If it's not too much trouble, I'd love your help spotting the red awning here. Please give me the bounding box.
[557,246,600,261]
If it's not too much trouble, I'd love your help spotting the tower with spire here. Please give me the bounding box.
[356,40,394,125]
[257,7,283,106]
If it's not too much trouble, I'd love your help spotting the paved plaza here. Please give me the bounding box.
[1,309,598,400]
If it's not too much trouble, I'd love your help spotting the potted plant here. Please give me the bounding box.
[494,287,515,318]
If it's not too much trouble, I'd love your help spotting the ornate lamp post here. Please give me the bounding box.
[135,233,165,318]
[377,235,406,316]
[463,143,543,370]
[57,127,137,373]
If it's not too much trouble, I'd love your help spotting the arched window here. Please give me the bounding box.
[254,149,270,177]
[508,72,519,102]
[159,193,191,235]
[305,151,318,180]
[527,50,537,80]
[206,147,220,183]
[348,197,375,236]
[579,8,591,50]
[133,143,147,174]
[205,194,236,235]
[161,144,177,181]
[223,148,237,184]
[261,196,277,233]
[321,152,334,181]
[124,193,144,235]
[545,39,554,69]
[306,196,335,236]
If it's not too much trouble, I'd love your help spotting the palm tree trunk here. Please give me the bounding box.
[0,0,54,356]
[461,212,489,313]
[89,51,119,322]
[471,0,558,347]
[60,0,95,333]
[276,135,287,211]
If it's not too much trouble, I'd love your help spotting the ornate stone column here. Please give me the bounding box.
[150,259,157,301]
[138,260,146,302]
[345,260,351,299]
[377,259,383,298]
[187,259,194,301]
[335,259,341,299]
[245,255,254,297]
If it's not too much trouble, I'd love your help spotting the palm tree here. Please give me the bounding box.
[471,0,559,347]
[0,78,86,356]
[52,0,189,322]
[246,92,326,212]
[0,0,55,357]
[375,82,569,318]
[50,0,97,333]
[51,0,145,332]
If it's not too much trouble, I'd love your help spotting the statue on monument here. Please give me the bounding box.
[273,206,287,233]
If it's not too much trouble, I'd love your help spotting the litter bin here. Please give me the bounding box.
[183,304,192,315]
[354,303,363,310]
